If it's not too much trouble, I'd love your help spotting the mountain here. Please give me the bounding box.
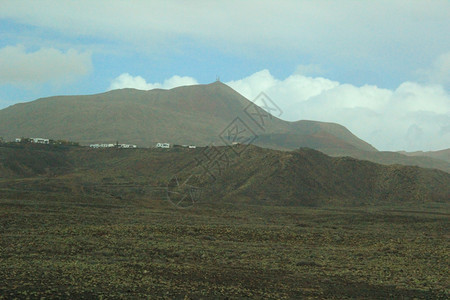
[0,82,375,152]
[0,82,448,173]
[1,143,448,207]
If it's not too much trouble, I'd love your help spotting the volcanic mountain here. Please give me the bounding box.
[0,82,374,151]
[0,82,448,173]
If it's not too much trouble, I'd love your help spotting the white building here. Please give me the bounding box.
[118,144,137,148]
[89,143,115,148]
[32,138,49,144]
[15,138,22,143]
[156,143,170,148]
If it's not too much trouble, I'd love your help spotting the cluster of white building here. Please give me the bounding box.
[15,137,49,144]
[89,143,137,149]
[12,138,196,150]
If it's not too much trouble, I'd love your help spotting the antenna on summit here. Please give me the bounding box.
[216,75,220,82]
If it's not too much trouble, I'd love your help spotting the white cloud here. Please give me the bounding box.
[0,45,92,86]
[227,70,450,152]
[109,73,198,91]
[109,74,150,91]
[226,70,339,109]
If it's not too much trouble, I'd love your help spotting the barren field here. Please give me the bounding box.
[0,196,448,299]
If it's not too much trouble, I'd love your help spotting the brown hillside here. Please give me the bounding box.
[0,144,448,208]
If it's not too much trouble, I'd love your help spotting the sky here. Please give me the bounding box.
[0,0,449,152]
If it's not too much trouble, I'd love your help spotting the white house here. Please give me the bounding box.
[156,143,170,148]
[15,138,22,143]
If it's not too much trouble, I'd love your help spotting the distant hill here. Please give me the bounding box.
[398,149,450,164]
[196,145,450,206]
[323,148,450,174]
[0,82,448,173]
[1,144,448,207]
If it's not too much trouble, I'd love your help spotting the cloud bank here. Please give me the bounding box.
[0,45,92,86]
[1,1,449,86]
[111,70,449,152]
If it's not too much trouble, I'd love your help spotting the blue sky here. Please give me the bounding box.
[0,0,449,151]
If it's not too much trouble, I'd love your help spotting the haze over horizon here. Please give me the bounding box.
[0,0,449,152]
